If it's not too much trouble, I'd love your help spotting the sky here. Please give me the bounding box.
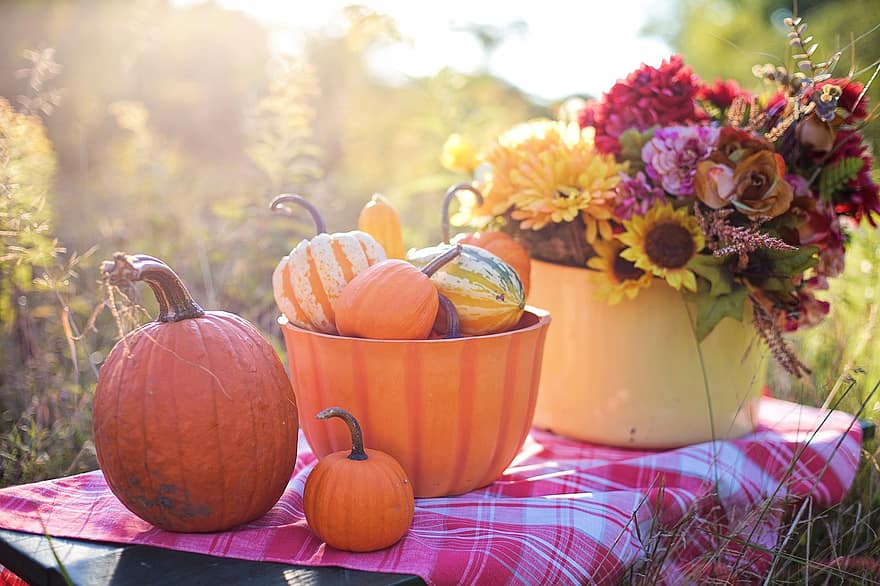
[191,0,677,101]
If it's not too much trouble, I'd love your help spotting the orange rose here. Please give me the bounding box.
[710,127,774,167]
[730,151,793,218]
[694,161,736,209]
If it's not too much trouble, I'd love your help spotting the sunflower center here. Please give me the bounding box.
[612,253,645,282]
[643,222,696,269]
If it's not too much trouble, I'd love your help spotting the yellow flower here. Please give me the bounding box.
[441,133,478,174]
[468,119,624,238]
[618,202,705,292]
[587,238,653,304]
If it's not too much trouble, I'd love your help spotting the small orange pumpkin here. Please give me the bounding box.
[94,253,298,532]
[303,407,414,552]
[357,193,406,259]
[442,183,531,296]
[335,245,462,340]
[271,194,386,334]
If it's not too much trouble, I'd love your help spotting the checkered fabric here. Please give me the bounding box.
[0,397,863,585]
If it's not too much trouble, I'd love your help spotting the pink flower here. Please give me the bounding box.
[694,161,736,206]
[796,197,843,250]
[792,195,845,287]
[642,126,719,196]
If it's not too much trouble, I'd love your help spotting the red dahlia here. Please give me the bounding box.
[577,55,704,154]
[697,78,752,111]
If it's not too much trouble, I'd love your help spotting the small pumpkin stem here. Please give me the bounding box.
[441,183,484,244]
[421,244,462,278]
[270,194,327,235]
[101,253,205,323]
[437,294,461,339]
[317,407,368,461]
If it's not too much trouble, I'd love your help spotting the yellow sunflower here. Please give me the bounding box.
[464,120,624,239]
[618,202,705,292]
[587,238,654,304]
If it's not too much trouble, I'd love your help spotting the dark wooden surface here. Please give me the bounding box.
[0,529,424,586]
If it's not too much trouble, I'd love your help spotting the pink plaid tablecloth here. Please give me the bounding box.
[0,397,864,585]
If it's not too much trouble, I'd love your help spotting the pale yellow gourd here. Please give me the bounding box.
[357,193,406,260]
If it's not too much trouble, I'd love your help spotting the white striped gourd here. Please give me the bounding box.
[271,195,386,334]
[407,243,525,335]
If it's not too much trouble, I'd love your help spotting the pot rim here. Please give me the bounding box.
[278,306,551,343]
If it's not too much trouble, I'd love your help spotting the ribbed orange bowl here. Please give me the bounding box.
[280,308,551,498]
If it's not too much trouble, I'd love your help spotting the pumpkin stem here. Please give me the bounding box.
[441,184,484,244]
[317,407,368,461]
[437,294,461,339]
[101,253,205,323]
[270,194,327,235]
[421,244,462,278]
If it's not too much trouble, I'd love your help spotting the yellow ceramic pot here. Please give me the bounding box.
[529,259,766,448]
[280,309,551,498]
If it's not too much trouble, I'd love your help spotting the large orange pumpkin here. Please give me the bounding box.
[303,407,414,552]
[94,253,299,532]
[442,183,531,296]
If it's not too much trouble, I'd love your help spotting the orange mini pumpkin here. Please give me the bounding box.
[335,245,462,340]
[442,183,531,296]
[271,194,386,334]
[94,253,298,532]
[303,407,414,552]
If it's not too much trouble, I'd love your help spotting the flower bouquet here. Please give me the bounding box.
[442,18,879,446]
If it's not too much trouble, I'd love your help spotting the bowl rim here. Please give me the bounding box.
[278,305,551,343]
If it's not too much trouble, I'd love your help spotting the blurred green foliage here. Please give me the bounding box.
[0,0,538,485]
[0,0,877,489]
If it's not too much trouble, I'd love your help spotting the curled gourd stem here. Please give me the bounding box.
[421,244,462,277]
[437,294,461,339]
[101,252,205,323]
[317,407,368,461]
[441,183,484,244]
[270,194,327,235]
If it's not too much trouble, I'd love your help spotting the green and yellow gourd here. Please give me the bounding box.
[407,244,525,336]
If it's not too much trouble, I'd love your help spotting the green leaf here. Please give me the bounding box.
[761,245,820,276]
[617,127,655,171]
[687,254,733,296]
[692,285,748,342]
[819,156,864,201]
[760,277,796,293]
[12,264,33,290]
